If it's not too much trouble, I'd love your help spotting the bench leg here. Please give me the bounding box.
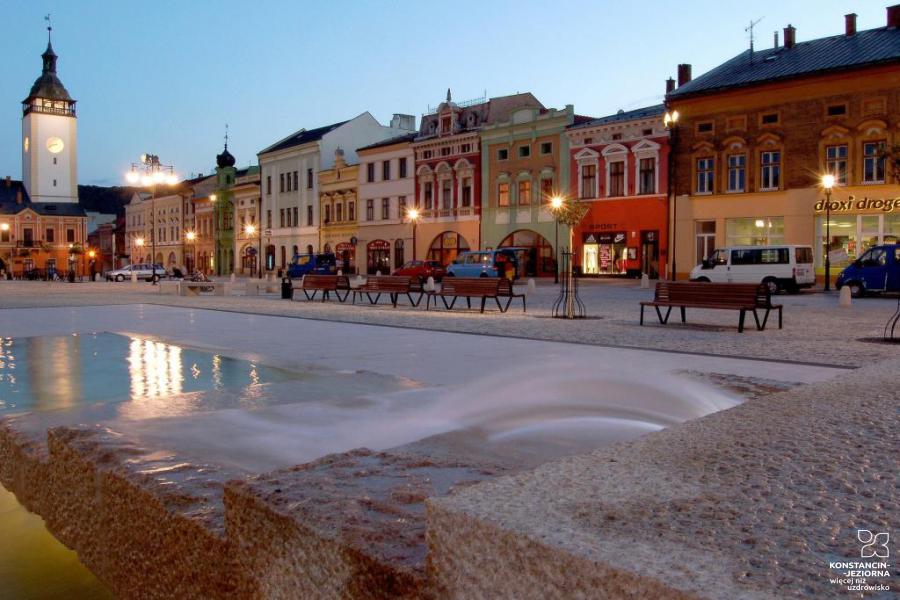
[367,292,380,305]
[655,306,672,324]
[738,309,746,333]
[521,296,526,313]
[752,309,763,331]
[303,289,315,301]
[680,306,686,323]
[466,297,472,310]
[408,292,422,308]
[480,297,487,313]
[390,293,398,308]
[336,290,349,303]
[778,307,783,329]
[758,308,770,331]
[321,290,329,302]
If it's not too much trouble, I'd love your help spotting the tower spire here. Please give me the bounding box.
[224,123,229,150]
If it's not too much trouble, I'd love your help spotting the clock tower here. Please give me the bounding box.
[22,27,78,204]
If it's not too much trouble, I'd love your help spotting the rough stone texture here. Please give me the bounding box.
[427,358,900,599]
[225,448,514,600]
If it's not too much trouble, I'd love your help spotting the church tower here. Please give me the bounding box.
[22,24,78,204]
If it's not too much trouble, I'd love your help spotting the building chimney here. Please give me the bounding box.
[845,13,857,36]
[665,77,676,94]
[774,31,780,48]
[783,24,796,49]
[677,64,692,87]
[889,5,900,28]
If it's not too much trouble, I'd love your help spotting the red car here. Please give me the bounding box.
[392,260,446,282]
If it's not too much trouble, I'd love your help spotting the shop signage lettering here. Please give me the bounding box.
[815,196,900,214]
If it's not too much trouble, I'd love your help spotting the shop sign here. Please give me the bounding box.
[585,232,625,244]
[584,233,598,243]
[815,196,900,214]
[336,242,354,252]
[367,239,390,251]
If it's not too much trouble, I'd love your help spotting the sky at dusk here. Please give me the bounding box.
[0,0,890,186]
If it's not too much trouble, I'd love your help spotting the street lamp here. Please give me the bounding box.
[663,109,680,280]
[126,154,177,285]
[550,195,564,284]
[1,223,9,278]
[821,173,836,292]
[185,230,196,274]
[244,223,258,277]
[407,207,420,260]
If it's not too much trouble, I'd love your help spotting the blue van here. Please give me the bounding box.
[836,244,900,297]
[287,253,337,278]
[446,249,519,279]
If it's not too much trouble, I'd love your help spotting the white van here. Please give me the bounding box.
[689,245,815,293]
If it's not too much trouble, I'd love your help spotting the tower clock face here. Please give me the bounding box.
[23,137,29,153]
[46,137,65,154]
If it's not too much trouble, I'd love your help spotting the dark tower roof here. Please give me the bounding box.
[216,144,236,168]
[24,39,73,103]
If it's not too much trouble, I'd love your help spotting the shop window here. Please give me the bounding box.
[580,164,596,199]
[826,145,848,185]
[498,182,510,207]
[639,158,655,194]
[518,180,532,205]
[760,151,781,190]
[696,158,714,194]
[726,217,784,247]
[695,221,716,264]
[608,161,625,197]
[727,154,746,192]
[817,214,856,269]
[885,215,900,244]
[863,141,886,183]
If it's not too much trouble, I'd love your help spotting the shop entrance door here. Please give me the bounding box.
[640,231,659,278]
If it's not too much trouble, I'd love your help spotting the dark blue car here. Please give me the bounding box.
[287,253,337,278]
[836,244,900,297]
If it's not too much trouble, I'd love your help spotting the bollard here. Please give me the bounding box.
[425,276,435,292]
[641,273,650,289]
[527,278,537,295]
[337,269,343,276]
[839,285,852,308]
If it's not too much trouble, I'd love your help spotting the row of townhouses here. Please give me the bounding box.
[5,7,898,283]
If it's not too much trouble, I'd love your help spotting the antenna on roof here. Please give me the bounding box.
[746,17,764,59]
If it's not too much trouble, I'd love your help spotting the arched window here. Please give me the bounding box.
[498,229,555,277]
[427,231,470,266]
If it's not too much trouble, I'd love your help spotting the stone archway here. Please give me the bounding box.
[498,229,555,277]
[426,231,470,266]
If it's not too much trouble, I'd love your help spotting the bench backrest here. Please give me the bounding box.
[303,274,350,290]
[440,277,501,296]
[654,281,771,307]
[362,275,420,292]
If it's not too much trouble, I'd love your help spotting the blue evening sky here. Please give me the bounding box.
[0,1,888,185]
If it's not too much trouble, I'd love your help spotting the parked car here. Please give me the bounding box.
[287,253,337,278]
[446,249,519,280]
[106,263,167,282]
[392,260,446,282]
[836,244,900,297]
[689,245,815,293]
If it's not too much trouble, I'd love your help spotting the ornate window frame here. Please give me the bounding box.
[602,143,629,198]
[631,139,661,196]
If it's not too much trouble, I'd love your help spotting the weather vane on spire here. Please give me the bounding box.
[224,124,229,149]
[45,13,52,42]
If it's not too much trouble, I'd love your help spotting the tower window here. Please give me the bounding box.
[53,157,57,165]
[53,179,57,187]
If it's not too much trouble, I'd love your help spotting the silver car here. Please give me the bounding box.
[106,263,167,282]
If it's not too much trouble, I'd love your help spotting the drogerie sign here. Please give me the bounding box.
[815,196,900,213]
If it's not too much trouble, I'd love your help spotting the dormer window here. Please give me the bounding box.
[441,115,451,134]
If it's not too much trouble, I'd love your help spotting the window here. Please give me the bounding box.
[639,158,655,194]
[0,227,9,243]
[382,198,390,219]
[399,157,407,178]
[293,171,298,190]
[279,208,285,227]
[826,145,848,185]
[366,199,374,221]
[424,182,433,209]
[727,154,746,192]
[761,112,779,125]
[580,164,596,199]
[540,142,552,155]
[367,163,375,183]
[267,209,272,228]
[642,129,652,136]
[66,228,75,243]
[609,161,625,197]
[53,179,57,187]
[760,151,781,190]
[423,150,433,159]
[266,176,272,195]
[541,178,553,203]
[497,148,508,161]
[324,205,331,223]
[584,138,593,144]
[863,142,885,183]
[695,221,716,264]
[307,206,313,226]
[518,145,531,158]
[348,202,355,221]
[612,133,623,141]
[697,122,714,134]
[383,161,391,181]
[53,157,57,165]
[398,196,406,215]
[441,179,452,209]
[45,228,54,243]
[286,173,292,192]
[307,168,313,189]
[461,143,472,153]
[441,147,451,157]
[279,174,285,193]
[441,115,451,133]
[518,180,531,205]
[726,217,784,246]
[293,207,299,226]
[336,204,342,222]
[827,104,847,117]
[696,158,714,193]
[461,178,472,207]
[498,182,510,206]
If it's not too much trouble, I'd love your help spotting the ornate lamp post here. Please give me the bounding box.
[407,207,420,260]
[126,154,177,284]
[663,109,680,280]
[1,223,10,278]
[821,174,835,292]
[550,195,564,284]
[244,223,258,277]
[185,230,196,274]
[548,194,589,319]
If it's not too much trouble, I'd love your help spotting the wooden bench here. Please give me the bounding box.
[640,281,782,333]
[180,281,232,296]
[427,277,525,313]
[352,276,424,307]
[293,275,350,302]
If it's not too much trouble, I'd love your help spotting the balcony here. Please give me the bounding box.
[16,240,45,248]
[23,104,77,118]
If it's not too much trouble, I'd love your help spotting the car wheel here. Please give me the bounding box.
[848,281,865,298]
[115,274,124,282]
[695,277,711,283]
[762,277,779,295]
[479,273,489,278]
